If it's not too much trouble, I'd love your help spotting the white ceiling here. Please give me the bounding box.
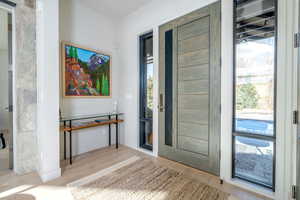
[82,0,151,18]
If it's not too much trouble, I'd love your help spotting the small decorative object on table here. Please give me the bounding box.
[113,101,118,113]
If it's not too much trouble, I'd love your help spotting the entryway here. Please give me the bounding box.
[158,2,221,175]
[0,4,13,172]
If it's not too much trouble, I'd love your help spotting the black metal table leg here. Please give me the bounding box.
[69,120,72,165]
[108,115,111,146]
[64,121,66,160]
[116,115,118,149]
[0,133,6,149]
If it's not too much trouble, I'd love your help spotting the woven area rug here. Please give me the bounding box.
[68,156,229,200]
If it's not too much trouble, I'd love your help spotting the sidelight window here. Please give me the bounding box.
[139,32,154,151]
[233,0,277,190]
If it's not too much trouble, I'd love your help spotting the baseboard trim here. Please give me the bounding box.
[124,144,157,157]
[39,167,61,182]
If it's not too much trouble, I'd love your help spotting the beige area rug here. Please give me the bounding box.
[68,156,229,200]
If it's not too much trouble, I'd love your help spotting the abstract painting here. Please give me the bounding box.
[62,42,111,97]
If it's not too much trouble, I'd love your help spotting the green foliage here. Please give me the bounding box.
[74,48,78,59]
[68,46,78,59]
[102,75,109,96]
[96,78,101,94]
[68,46,74,57]
[146,77,153,118]
[72,47,76,58]
[236,83,259,110]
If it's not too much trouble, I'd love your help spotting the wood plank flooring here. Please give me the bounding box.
[0,146,272,200]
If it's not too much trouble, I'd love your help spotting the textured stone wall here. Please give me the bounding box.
[13,0,38,174]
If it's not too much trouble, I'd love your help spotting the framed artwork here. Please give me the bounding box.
[62,42,111,98]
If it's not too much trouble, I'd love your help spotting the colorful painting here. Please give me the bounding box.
[62,42,111,97]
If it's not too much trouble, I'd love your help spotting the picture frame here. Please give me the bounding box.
[61,41,112,98]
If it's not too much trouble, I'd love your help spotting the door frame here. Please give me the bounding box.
[0,1,16,172]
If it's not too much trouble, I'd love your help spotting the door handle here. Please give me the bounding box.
[4,105,13,112]
[158,93,165,112]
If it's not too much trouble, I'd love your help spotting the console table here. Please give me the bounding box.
[60,113,124,165]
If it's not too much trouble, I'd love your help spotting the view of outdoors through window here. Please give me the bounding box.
[233,0,276,189]
[146,63,154,119]
[145,58,153,146]
[140,33,153,150]
[235,37,274,136]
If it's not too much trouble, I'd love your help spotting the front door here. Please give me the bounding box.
[158,2,221,175]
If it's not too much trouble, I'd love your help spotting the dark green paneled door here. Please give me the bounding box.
[158,2,221,175]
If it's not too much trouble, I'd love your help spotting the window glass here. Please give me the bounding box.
[165,30,173,146]
[235,136,274,187]
[140,33,153,150]
[235,0,276,136]
[235,38,275,136]
[233,0,276,190]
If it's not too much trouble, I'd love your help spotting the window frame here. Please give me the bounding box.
[232,0,278,191]
[139,31,153,151]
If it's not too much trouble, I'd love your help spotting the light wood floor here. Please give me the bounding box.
[0,145,272,200]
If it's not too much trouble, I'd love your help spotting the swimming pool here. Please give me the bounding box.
[235,119,273,136]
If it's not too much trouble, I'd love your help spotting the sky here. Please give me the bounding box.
[236,37,274,77]
[65,45,110,63]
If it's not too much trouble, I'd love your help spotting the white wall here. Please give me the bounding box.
[36,0,61,182]
[118,0,295,199]
[59,0,123,159]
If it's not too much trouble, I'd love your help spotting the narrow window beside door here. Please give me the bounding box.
[164,30,173,147]
[139,32,153,151]
[233,0,277,190]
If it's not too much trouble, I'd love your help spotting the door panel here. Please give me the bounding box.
[177,16,209,41]
[178,135,209,155]
[178,34,209,54]
[159,2,221,175]
[178,109,209,124]
[178,49,209,67]
[178,65,209,81]
[178,94,209,109]
[178,122,209,140]
[178,80,209,94]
